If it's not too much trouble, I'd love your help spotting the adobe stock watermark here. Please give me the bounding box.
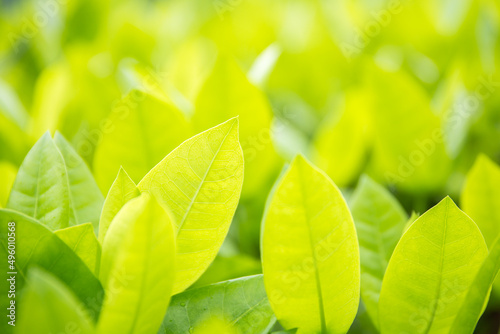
[55,267,134,334]
[240,106,295,164]
[403,277,468,334]
[213,0,243,20]
[385,74,500,185]
[340,0,407,61]
[7,0,68,54]
[75,66,168,161]
[268,220,357,315]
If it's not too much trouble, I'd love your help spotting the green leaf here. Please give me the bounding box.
[0,79,31,165]
[97,193,175,334]
[378,197,488,334]
[0,78,29,130]
[55,223,101,275]
[312,89,371,187]
[0,162,17,208]
[350,175,407,329]
[7,132,71,230]
[15,268,95,334]
[368,67,452,192]
[30,62,72,139]
[403,211,420,233]
[461,154,500,247]
[54,132,104,230]
[191,254,262,289]
[262,155,360,334]
[450,236,500,333]
[159,275,275,334]
[7,132,103,231]
[93,90,191,192]
[98,167,140,244]
[138,117,244,294]
[0,209,103,334]
[191,318,238,334]
[193,57,278,196]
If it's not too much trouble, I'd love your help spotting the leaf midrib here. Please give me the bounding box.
[175,120,236,235]
[297,167,328,334]
[422,199,449,334]
[127,210,153,334]
[58,145,78,228]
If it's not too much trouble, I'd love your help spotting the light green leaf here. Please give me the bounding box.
[0,162,17,208]
[193,57,278,196]
[55,223,101,275]
[368,67,452,192]
[93,90,191,192]
[350,175,407,329]
[15,268,95,334]
[461,155,500,298]
[450,236,500,333]
[313,90,371,187]
[159,275,275,334]
[0,78,29,129]
[138,117,244,294]
[262,155,360,334]
[97,193,175,334]
[378,197,488,334]
[403,211,420,233]
[191,254,262,289]
[98,167,140,244]
[7,132,71,230]
[191,318,238,334]
[30,63,72,139]
[7,132,103,231]
[461,154,500,247]
[54,132,104,230]
[0,209,103,334]
[0,110,30,166]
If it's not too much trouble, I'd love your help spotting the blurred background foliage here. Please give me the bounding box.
[0,0,499,331]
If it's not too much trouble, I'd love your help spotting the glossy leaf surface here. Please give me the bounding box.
[98,167,140,244]
[379,197,488,334]
[262,155,360,334]
[350,175,407,329]
[139,118,244,294]
[0,209,103,334]
[94,91,191,192]
[15,268,95,334]
[159,275,274,334]
[98,193,176,334]
[55,223,101,275]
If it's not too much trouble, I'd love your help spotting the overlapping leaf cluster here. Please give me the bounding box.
[1,0,500,333]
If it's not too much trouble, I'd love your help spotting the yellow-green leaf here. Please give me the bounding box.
[350,175,407,329]
[193,57,277,196]
[461,154,500,293]
[461,154,500,247]
[160,275,275,334]
[54,132,104,230]
[93,90,191,192]
[0,209,104,332]
[97,193,175,334]
[450,236,500,333]
[262,155,360,334]
[8,132,104,231]
[0,162,17,208]
[15,268,95,334]
[378,197,488,334]
[313,90,371,187]
[138,117,244,294]
[98,167,140,244]
[7,132,71,230]
[55,223,101,275]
